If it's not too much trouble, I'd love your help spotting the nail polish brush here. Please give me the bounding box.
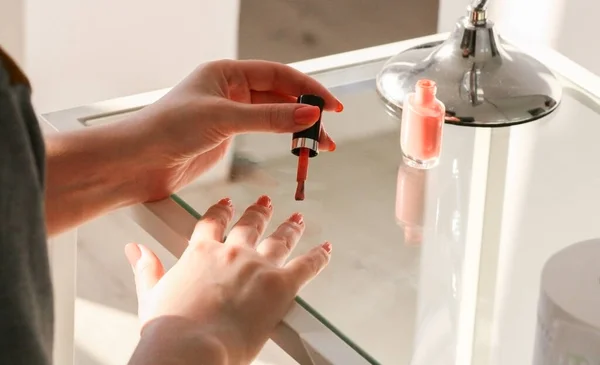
[291,94,324,201]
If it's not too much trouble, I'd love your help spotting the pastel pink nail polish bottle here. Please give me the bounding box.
[400,79,446,169]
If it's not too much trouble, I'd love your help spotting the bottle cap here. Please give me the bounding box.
[291,95,324,157]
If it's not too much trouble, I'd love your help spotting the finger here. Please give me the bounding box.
[318,127,337,152]
[232,101,336,150]
[284,242,331,291]
[225,195,273,248]
[125,243,165,297]
[256,213,304,266]
[190,198,235,244]
[250,91,297,104]
[223,60,343,111]
[221,101,322,134]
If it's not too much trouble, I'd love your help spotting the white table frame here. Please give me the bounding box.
[41,33,600,365]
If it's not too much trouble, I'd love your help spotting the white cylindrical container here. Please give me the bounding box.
[534,239,600,365]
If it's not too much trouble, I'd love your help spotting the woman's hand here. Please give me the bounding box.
[125,195,331,365]
[44,60,341,236]
[129,60,343,201]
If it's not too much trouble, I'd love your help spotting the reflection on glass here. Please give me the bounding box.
[410,156,467,365]
[533,239,600,365]
[395,163,427,246]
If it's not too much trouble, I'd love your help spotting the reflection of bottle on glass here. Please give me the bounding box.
[395,163,427,246]
[410,157,466,365]
[400,79,446,169]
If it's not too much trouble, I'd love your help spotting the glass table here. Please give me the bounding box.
[43,33,600,365]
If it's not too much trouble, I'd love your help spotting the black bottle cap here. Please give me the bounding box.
[291,94,325,157]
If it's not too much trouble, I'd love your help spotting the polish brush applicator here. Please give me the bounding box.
[291,94,325,201]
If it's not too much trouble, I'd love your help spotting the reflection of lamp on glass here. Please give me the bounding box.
[376,0,562,127]
[395,163,427,246]
[534,239,600,365]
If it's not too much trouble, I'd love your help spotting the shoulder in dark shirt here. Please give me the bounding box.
[0,47,53,365]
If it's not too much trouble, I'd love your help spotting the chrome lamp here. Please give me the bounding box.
[376,0,563,127]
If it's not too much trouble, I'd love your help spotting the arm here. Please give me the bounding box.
[44,120,152,236]
[129,318,229,365]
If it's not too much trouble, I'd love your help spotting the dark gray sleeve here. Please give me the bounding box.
[0,49,54,364]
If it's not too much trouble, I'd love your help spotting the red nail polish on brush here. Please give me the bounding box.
[291,94,324,201]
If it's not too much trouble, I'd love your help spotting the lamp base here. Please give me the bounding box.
[376,15,563,127]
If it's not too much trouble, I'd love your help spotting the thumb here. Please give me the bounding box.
[125,243,165,297]
[224,102,321,134]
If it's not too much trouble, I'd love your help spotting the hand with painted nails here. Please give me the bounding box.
[44,60,342,236]
[126,196,331,365]
[123,60,342,203]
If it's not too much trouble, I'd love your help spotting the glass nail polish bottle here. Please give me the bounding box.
[400,79,446,169]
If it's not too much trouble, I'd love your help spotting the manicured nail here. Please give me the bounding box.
[289,212,304,225]
[218,197,232,207]
[256,195,272,209]
[294,106,320,125]
[137,244,151,262]
[336,102,344,112]
[125,243,141,270]
[321,242,332,254]
[329,140,337,152]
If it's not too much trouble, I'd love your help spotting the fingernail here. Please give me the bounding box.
[329,140,337,152]
[218,197,233,207]
[294,106,320,125]
[256,195,272,209]
[336,102,344,112]
[137,244,151,263]
[125,243,142,270]
[322,242,332,254]
[289,212,304,225]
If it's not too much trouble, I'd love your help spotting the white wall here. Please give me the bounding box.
[0,0,25,64]
[438,0,599,75]
[2,1,240,113]
[551,0,599,76]
[437,0,469,34]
